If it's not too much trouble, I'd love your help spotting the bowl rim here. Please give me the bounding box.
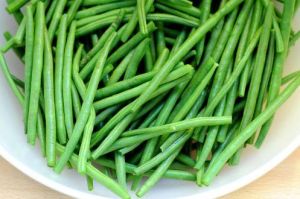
[1,137,299,199]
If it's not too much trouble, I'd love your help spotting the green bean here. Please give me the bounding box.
[208,0,254,105]
[282,71,300,85]
[54,15,67,144]
[217,7,253,142]
[102,67,154,98]
[91,103,133,147]
[202,75,300,185]
[121,0,153,42]
[63,22,77,138]
[77,8,132,28]
[122,116,231,137]
[93,65,193,111]
[144,44,154,72]
[76,1,135,19]
[237,4,273,146]
[45,0,58,24]
[124,38,150,79]
[1,18,26,53]
[24,5,34,132]
[71,83,81,118]
[172,64,218,123]
[3,32,24,62]
[272,17,284,53]
[131,0,245,113]
[119,143,141,155]
[147,13,200,27]
[257,0,296,148]
[56,144,130,199]
[157,0,201,18]
[43,27,56,167]
[195,0,212,65]
[132,83,187,190]
[136,150,180,197]
[133,132,192,175]
[201,19,224,65]
[79,0,134,6]
[156,22,166,55]
[108,22,156,64]
[95,158,195,181]
[92,73,192,158]
[27,2,45,145]
[251,33,275,143]
[239,0,263,96]
[161,67,215,148]
[66,0,83,25]
[133,94,167,121]
[199,27,261,122]
[137,0,148,34]
[54,32,116,174]
[155,3,201,23]
[79,18,123,76]
[48,0,67,42]
[194,98,227,169]
[95,105,120,124]
[153,48,169,71]
[92,112,137,159]
[86,176,94,191]
[174,9,238,111]
[37,110,46,157]
[6,0,28,13]
[79,22,154,80]
[115,151,127,189]
[176,153,195,167]
[138,103,164,129]
[76,16,123,37]
[78,110,95,174]
[170,29,187,57]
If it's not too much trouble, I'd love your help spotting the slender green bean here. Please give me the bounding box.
[121,0,153,42]
[147,13,200,27]
[24,5,34,132]
[54,15,67,144]
[66,0,83,25]
[27,2,45,145]
[202,75,300,185]
[43,27,56,167]
[239,0,263,96]
[122,116,231,137]
[115,151,127,189]
[6,0,28,13]
[75,1,135,19]
[54,32,116,174]
[63,22,77,138]
[56,144,130,199]
[131,0,245,113]
[257,0,296,148]
[48,0,67,42]
[124,38,150,79]
[45,0,58,24]
[137,0,148,34]
[78,110,95,174]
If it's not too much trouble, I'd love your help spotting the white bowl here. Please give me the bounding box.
[0,2,300,198]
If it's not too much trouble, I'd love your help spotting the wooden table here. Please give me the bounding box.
[1,149,299,199]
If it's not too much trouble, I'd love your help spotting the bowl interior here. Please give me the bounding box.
[0,2,300,199]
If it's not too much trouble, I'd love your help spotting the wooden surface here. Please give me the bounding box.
[0,149,299,199]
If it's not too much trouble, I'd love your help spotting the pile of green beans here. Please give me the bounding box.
[1,0,300,198]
